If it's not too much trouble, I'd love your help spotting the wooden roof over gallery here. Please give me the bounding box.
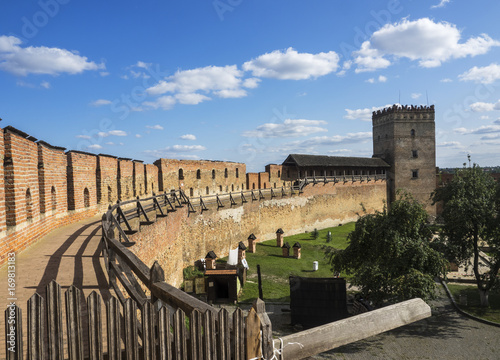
[282,154,390,168]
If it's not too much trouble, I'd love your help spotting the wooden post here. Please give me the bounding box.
[253,298,273,360]
[245,308,262,360]
[150,261,165,303]
[257,265,263,300]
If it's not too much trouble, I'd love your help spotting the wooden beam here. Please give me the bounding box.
[274,298,431,359]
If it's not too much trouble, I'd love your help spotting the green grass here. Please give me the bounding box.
[233,224,354,303]
[447,284,500,323]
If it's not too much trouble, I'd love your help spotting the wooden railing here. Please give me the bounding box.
[4,281,271,359]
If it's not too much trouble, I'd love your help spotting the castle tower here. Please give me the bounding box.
[372,105,436,217]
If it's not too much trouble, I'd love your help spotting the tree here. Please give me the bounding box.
[433,160,500,307]
[325,192,446,305]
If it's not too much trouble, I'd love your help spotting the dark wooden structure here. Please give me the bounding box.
[290,276,348,328]
[206,269,240,303]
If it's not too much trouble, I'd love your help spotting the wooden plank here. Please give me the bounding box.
[217,309,231,360]
[124,298,139,360]
[253,299,273,359]
[27,293,45,360]
[189,310,203,360]
[276,298,431,359]
[202,311,211,360]
[116,259,148,304]
[141,301,156,360]
[232,308,244,360]
[206,311,217,360]
[65,285,84,360]
[109,261,147,306]
[173,309,187,360]
[116,206,134,233]
[5,304,23,360]
[107,238,150,284]
[150,281,218,316]
[245,308,261,360]
[111,215,134,243]
[106,297,122,360]
[157,304,172,360]
[46,280,64,360]
[87,291,103,360]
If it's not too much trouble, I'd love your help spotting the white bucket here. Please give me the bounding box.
[313,261,318,271]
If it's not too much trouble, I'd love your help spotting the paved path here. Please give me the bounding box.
[0,215,111,358]
[2,216,500,359]
[266,286,500,360]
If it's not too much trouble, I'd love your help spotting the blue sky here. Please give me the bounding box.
[1,0,500,171]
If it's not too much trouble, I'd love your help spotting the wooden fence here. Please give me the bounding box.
[4,281,272,360]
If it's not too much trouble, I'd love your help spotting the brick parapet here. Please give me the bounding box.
[133,160,146,198]
[4,127,40,227]
[97,154,118,206]
[0,127,4,235]
[118,158,134,201]
[145,164,158,195]
[38,141,67,216]
[66,151,97,211]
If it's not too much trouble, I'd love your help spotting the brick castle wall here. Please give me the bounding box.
[0,125,274,267]
[130,179,388,286]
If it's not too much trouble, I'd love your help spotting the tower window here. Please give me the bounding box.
[225,168,228,178]
[411,170,419,179]
[179,169,184,180]
[236,168,239,178]
[212,169,216,179]
[411,129,416,137]
[412,150,418,158]
[196,169,201,179]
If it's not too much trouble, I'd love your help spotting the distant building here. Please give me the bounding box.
[280,104,437,216]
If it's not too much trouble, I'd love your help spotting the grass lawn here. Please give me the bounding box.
[232,223,354,303]
[447,283,500,323]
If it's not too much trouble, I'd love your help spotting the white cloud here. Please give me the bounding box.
[353,18,500,72]
[147,65,243,95]
[136,61,151,69]
[459,63,500,84]
[180,134,197,141]
[88,144,103,150]
[411,93,422,99]
[40,81,50,89]
[214,89,247,98]
[438,141,462,148]
[469,100,500,112]
[143,144,207,158]
[90,99,112,107]
[440,78,453,83]
[100,71,110,77]
[337,60,352,76]
[242,77,261,88]
[175,92,211,105]
[146,124,164,130]
[0,35,104,76]
[366,75,387,83]
[144,95,176,110]
[98,130,127,137]
[242,47,340,80]
[135,134,142,138]
[344,104,397,121]
[455,125,500,135]
[105,142,115,145]
[273,132,372,153]
[76,134,91,139]
[480,115,490,120]
[242,119,328,138]
[431,0,451,9]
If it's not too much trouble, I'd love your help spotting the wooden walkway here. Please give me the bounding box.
[0,215,112,359]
